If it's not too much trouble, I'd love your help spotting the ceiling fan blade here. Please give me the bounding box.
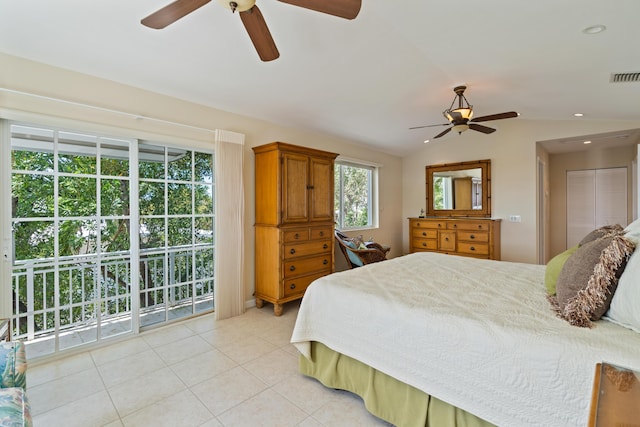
[141,0,211,29]
[240,5,280,62]
[470,111,518,123]
[278,0,361,19]
[434,128,452,139]
[469,123,496,134]
[409,123,450,130]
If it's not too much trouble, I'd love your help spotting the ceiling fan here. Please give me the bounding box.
[141,0,362,62]
[410,85,518,139]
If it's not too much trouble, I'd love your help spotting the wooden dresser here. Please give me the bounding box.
[409,217,501,260]
[253,142,338,315]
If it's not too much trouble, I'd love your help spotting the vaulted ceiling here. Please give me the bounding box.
[1,0,639,156]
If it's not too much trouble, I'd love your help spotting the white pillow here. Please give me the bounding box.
[623,217,640,244]
[605,246,640,332]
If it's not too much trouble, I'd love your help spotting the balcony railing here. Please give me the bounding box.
[10,247,214,356]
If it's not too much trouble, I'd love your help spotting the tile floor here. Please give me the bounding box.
[27,302,392,426]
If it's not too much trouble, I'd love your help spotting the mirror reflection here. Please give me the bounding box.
[433,168,482,210]
[425,159,491,217]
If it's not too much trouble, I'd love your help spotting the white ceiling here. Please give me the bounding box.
[1,0,639,156]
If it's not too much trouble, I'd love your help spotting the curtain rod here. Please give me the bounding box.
[0,87,217,134]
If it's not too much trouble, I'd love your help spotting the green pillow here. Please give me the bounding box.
[545,245,579,295]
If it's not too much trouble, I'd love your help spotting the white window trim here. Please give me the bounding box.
[335,156,380,231]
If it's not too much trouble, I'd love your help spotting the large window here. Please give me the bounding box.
[334,160,377,230]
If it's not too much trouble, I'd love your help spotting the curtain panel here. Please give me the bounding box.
[214,130,246,320]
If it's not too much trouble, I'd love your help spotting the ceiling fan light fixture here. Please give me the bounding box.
[445,107,473,122]
[443,85,474,124]
[452,124,469,134]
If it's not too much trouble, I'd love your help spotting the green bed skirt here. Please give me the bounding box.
[299,341,495,427]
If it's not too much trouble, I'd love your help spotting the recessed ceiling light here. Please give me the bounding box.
[582,25,606,35]
[583,140,592,144]
[574,113,584,117]
[423,140,430,144]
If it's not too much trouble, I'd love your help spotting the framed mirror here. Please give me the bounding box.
[425,159,491,217]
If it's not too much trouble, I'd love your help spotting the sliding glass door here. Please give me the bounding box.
[6,122,215,358]
[10,124,134,355]
[138,143,215,327]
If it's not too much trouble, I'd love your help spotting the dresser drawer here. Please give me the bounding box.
[284,240,332,259]
[449,221,491,231]
[310,227,332,240]
[412,238,437,251]
[284,254,331,278]
[412,220,447,229]
[412,228,438,239]
[457,241,489,256]
[283,271,327,297]
[457,230,489,243]
[283,229,310,243]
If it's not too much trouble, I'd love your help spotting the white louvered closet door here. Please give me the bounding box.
[566,168,627,247]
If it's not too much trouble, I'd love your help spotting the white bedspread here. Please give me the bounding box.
[291,252,640,427]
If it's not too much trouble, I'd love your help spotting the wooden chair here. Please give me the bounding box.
[335,230,390,269]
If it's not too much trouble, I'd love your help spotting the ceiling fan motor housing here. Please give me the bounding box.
[219,0,256,12]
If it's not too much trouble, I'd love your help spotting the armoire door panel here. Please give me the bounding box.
[282,153,309,223]
[309,157,334,222]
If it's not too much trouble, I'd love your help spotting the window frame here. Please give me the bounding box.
[334,157,379,231]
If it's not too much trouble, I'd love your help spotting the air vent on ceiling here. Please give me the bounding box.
[610,72,640,83]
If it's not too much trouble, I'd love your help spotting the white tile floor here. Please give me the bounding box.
[27,302,392,427]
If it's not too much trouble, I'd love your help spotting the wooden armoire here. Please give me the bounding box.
[253,142,338,316]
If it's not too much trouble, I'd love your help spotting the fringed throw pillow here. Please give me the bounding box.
[549,234,635,328]
[578,224,624,246]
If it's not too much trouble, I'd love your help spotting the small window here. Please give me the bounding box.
[334,160,378,230]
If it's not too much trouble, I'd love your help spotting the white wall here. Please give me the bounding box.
[402,119,640,263]
[0,53,404,306]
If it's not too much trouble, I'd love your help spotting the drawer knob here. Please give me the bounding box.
[422,232,426,236]
[445,237,449,241]
[290,248,296,254]
[470,246,475,251]
[294,233,300,239]
[323,243,328,249]
[319,231,324,236]
[289,265,296,271]
[290,284,296,290]
[470,234,475,239]
[438,224,441,228]
[323,259,328,265]
[478,225,482,229]
[416,222,421,226]
[422,242,427,247]
[453,224,457,228]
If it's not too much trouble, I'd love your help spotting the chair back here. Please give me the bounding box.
[334,230,364,268]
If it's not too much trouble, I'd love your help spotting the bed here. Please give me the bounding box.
[290,246,640,427]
